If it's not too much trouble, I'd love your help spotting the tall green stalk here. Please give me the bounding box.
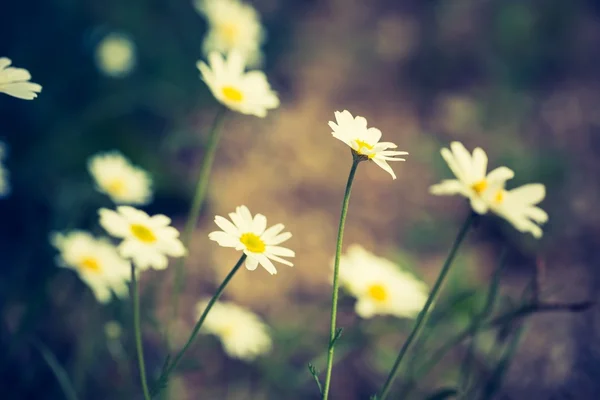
[376,212,475,400]
[167,107,227,346]
[132,264,152,400]
[153,254,247,397]
[322,159,360,400]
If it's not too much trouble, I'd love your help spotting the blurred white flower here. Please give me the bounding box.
[50,231,130,303]
[197,51,279,117]
[0,58,42,100]
[95,33,136,77]
[338,245,428,319]
[0,142,10,198]
[88,151,152,205]
[196,299,272,361]
[208,205,294,275]
[195,0,265,66]
[328,110,408,179]
[99,206,186,270]
[488,183,548,238]
[429,141,514,214]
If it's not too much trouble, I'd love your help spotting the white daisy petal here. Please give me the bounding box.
[0,58,42,100]
[245,256,259,271]
[215,215,241,236]
[265,231,292,246]
[256,254,277,275]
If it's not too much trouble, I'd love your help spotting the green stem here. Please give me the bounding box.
[132,264,152,400]
[167,107,227,347]
[155,254,247,396]
[34,340,79,400]
[376,212,475,400]
[322,159,360,400]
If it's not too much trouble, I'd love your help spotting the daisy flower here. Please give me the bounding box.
[99,206,186,270]
[95,33,136,77]
[0,58,42,100]
[50,231,131,303]
[429,141,515,214]
[195,0,265,66]
[88,151,152,205]
[488,183,548,238]
[338,245,429,319]
[208,205,294,275]
[196,299,272,361]
[197,51,279,117]
[0,142,10,198]
[328,110,408,179]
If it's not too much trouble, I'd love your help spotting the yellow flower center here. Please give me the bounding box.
[80,256,101,273]
[106,179,126,196]
[219,22,239,45]
[494,190,505,204]
[240,232,266,253]
[367,283,388,303]
[471,179,488,195]
[130,224,157,243]
[354,139,375,158]
[221,86,244,103]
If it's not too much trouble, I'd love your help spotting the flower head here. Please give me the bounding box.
[208,205,294,275]
[197,51,279,117]
[50,231,130,303]
[195,0,265,66]
[429,141,515,214]
[430,141,548,238]
[338,245,428,319]
[88,151,152,205]
[488,183,548,238]
[95,33,136,77]
[99,206,186,270]
[0,142,10,198]
[196,299,272,361]
[329,110,408,179]
[0,58,42,100]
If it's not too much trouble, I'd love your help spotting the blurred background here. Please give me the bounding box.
[2,0,600,398]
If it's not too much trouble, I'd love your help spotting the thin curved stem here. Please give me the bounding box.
[322,159,360,400]
[154,254,247,397]
[376,212,475,400]
[132,264,152,400]
[167,107,227,347]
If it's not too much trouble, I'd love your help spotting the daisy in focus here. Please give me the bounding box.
[429,141,515,214]
[88,151,152,205]
[196,299,272,361]
[50,231,130,303]
[99,206,185,270]
[488,183,548,238]
[95,33,136,77]
[197,51,279,117]
[0,142,10,198]
[338,245,428,319]
[0,58,42,100]
[208,205,294,275]
[195,0,265,66]
[329,110,408,179]
[430,141,548,238]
